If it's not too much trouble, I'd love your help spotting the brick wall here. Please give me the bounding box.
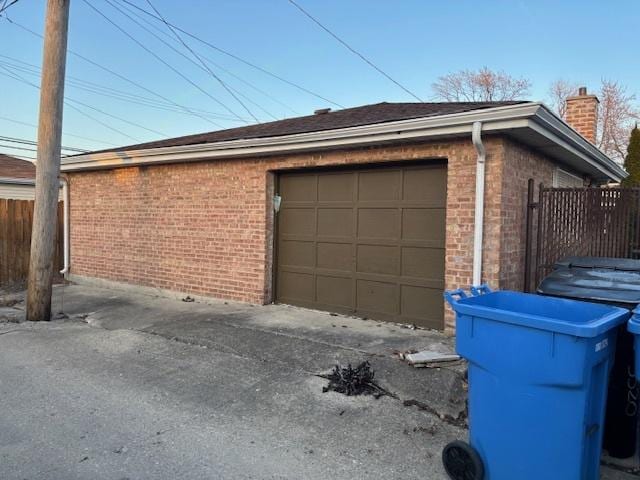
[67,135,557,332]
[498,139,555,291]
[565,88,599,144]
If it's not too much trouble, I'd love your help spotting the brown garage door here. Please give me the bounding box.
[275,162,446,329]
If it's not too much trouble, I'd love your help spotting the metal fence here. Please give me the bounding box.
[531,187,640,288]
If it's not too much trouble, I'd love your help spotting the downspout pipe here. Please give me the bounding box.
[472,121,485,286]
[59,176,69,276]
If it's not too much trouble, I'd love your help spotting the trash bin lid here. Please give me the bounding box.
[554,256,640,272]
[537,256,640,306]
[452,291,629,338]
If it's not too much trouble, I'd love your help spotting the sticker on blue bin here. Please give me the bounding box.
[595,338,609,352]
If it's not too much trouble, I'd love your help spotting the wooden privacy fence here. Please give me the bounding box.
[527,186,640,289]
[0,199,63,288]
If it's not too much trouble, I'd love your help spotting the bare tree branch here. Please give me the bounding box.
[547,79,639,163]
[597,80,639,162]
[432,67,531,102]
[548,79,578,119]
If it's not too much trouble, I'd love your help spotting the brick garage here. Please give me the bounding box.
[62,100,625,332]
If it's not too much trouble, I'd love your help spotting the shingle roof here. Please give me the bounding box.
[0,154,36,179]
[85,101,528,155]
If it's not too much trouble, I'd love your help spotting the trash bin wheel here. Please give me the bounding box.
[442,440,484,480]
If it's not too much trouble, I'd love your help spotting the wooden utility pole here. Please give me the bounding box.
[26,0,70,321]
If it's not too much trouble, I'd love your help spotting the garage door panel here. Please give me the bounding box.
[403,167,447,206]
[402,208,445,244]
[317,275,352,309]
[279,240,315,268]
[358,209,398,239]
[356,280,398,315]
[317,242,352,271]
[279,208,315,236]
[357,244,399,275]
[280,174,317,201]
[401,285,444,328]
[277,163,446,330]
[277,271,314,303]
[358,170,401,201]
[317,208,353,237]
[318,173,354,201]
[401,246,445,280]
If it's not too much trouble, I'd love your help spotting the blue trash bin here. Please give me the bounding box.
[443,285,629,480]
[628,308,640,382]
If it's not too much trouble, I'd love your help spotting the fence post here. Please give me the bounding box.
[524,179,536,292]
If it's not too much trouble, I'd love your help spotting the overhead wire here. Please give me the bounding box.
[100,0,277,121]
[81,0,248,123]
[0,115,120,147]
[115,0,345,108]
[113,0,298,116]
[0,64,143,142]
[0,143,38,153]
[0,134,89,153]
[2,15,225,128]
[142,0,259,123]
[0,54,245,121]
[0,0,19,15]
[286,0,423,102]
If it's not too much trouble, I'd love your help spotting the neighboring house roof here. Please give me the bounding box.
[61,101,627,182]
[0,154,36,179]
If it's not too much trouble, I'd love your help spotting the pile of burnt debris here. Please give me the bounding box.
[321,361,395,399]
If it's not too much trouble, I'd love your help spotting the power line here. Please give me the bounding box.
[81,0,248,123]
[0,61,168,137]
[114,0,299,116]
[286,0,423,102]
[0,135,89,153]
[106,0,280,121]
[0,55,246,122]
[2,15,225,128]
[0,115,119,147]
[0,143,38,153]
[99,0,277,121]
[115,0,345,108]
[0,65,142,142]
[0,0,19,15]
[143,0,259,123]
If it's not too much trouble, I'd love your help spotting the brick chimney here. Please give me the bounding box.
[565,86,599,143]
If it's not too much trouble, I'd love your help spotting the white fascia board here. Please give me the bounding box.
[60,102,625,182]
[0,177,36,186]
[0,177,64,187]
[532,106,626,181]
[60,103,541,172]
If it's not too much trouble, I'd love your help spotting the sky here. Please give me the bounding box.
[0,0,638,157]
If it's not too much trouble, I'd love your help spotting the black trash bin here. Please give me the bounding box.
[538,256,640,460]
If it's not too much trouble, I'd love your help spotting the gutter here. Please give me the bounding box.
[61,103,540,169]
[471,122,485,286]
[0,177,36,185]
[60,103,627,183]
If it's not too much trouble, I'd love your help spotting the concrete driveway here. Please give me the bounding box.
[0,283,635,479]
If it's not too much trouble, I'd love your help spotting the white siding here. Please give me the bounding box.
[0,183,36,200]
[552,168,584,188]
[0,183,62,200]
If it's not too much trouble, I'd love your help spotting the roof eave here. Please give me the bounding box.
[60,103,626,182]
